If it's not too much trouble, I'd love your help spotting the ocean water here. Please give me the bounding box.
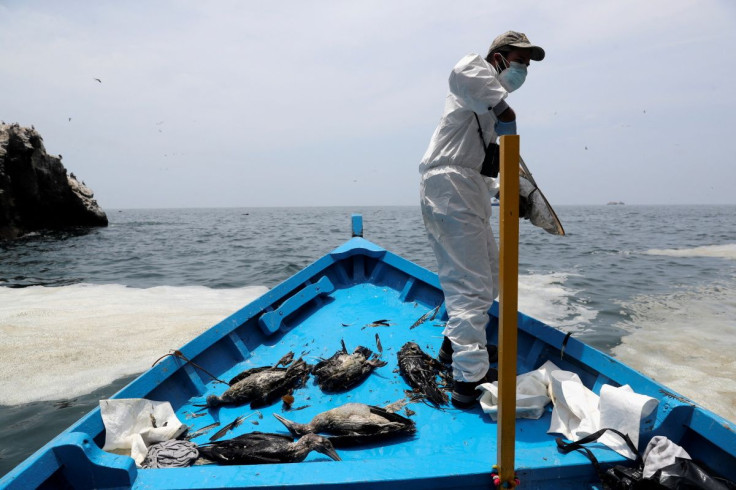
[1,205,735,476]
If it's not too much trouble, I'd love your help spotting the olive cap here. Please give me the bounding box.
[488,31,545,61]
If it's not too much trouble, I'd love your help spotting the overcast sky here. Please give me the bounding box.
[2,1,735,208]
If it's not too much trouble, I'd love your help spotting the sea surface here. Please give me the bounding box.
[1,205,735,477]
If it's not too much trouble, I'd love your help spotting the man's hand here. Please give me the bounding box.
[497,107,516,122]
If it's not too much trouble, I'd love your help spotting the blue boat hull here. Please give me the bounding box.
[3,218,735,489]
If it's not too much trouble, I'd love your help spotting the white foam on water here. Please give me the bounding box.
[518,273,598,332]
[612,282,736,422]
[644,243,736,260]
[0,284,268,406]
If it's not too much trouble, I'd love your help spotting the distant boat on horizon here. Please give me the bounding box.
[607,201,625,205]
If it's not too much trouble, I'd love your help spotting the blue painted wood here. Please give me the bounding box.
[258,276,336,334]
[352,214,363,237]
[3,214,736,490]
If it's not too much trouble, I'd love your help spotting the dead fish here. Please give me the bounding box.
[430,306,440,321]
[375,333,383,355]
[273,403,415,447]
[209,415,245,441]
[362,319,391,329]
[398,342,448,406]
[312,339,387,392]
[198,432,341,465]
[185,411,207,419]
[203,358,311,409]
[185,421,220,440]
[410,305,441,329]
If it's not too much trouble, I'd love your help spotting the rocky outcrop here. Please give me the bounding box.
[0,123,107,239]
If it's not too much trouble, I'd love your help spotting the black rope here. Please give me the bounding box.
[152,350,228,385]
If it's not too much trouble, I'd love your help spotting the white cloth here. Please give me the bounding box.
[420,165,498,382]
[419,53,508,174]
[476,361,659,460]
[548,370,601,439]
[597,385,659,459]
[548,374,659,460]
[642,436,691,479]
[100,398,187,467]
[478,360,559,420]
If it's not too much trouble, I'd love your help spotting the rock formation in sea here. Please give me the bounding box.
[0,122,108,239]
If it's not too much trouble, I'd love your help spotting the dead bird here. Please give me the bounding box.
[312,339,387,392]
[203,358,311,409]
[273,402,415,447]
[197,432,341,465]
[228,351,295,385]
[398,342,448,406]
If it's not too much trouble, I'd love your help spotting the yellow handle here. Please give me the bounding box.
[497,135,520,485]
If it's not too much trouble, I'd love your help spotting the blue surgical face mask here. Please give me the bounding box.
[497,58,528,92]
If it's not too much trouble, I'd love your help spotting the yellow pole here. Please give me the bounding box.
[497,134,519,486]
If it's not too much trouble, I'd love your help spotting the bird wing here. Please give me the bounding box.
[228,366,276,386]
[368,405,416,430]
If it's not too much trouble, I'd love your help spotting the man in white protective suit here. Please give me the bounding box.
[419,31,545,408]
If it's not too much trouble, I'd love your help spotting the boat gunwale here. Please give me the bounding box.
[3,235,736,488]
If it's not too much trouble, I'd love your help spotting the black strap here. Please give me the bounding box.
[473,112,488,150]
[560,438,608,483]
[473,113,500,178]
[557,428,642,486]
[560,332,572,360]
[557,428,640,461]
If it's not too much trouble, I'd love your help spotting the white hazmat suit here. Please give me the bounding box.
[419,53,508,383]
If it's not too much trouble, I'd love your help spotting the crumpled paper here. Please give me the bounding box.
[100,398,187,467]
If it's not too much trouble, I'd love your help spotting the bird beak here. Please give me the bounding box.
[319,443,342,462]
[272,413,302,438]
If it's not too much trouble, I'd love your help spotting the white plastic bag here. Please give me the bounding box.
[100,398,187,467]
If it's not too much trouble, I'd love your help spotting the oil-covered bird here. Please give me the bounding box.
[273,402,416,447]
[197,432,341,465]
[228,351,294,385]
[398,342,448,406]
[203,356,310,409]
[312,338,386,392]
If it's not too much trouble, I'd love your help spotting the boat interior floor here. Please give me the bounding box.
[152,282,624,485]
